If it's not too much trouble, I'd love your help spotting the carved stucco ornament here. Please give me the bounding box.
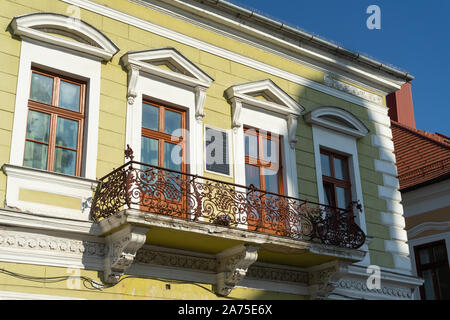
[215,244,260,296]
[307,260,351,300]
[104,224,150,284]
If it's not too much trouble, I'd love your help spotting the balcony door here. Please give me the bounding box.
[244,127,284,235]
[140,101,186,217]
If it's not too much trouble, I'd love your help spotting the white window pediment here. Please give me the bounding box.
[121,48,213,87]
[225,79,304,148]
[304,106,369,138]
[121,48,213,120]
[11,13,119,61]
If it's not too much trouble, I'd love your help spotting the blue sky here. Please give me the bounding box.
[230,0,450,136]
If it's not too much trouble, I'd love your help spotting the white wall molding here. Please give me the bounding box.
[2,164,98,221]
[0,290,85,300]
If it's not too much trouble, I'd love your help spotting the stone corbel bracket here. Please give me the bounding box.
[215,244,260,297]
[307,260,351,300]
[126,64,141,107]
[104,224,150,284]
[195,86,207,123]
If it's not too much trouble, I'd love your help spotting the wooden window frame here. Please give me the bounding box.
[244,127,284,195]
[320,148,352,209]
[414,240,450,300]
[141,100,186,172]
[25,68,86,176]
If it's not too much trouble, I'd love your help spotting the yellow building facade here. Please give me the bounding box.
[0,0,422,299]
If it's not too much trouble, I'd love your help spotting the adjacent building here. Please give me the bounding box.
[388,85,450,300]
[0,0,423,299]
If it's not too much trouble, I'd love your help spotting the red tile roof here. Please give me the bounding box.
[391,120,450,190]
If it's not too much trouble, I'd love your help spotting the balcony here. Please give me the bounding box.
[90,152,365,251]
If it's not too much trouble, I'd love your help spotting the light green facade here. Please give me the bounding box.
[0,0,419,299]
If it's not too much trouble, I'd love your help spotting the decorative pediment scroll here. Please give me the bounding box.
[225,79,304,149]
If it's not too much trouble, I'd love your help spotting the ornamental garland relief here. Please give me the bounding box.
[0,231,106,256]
[324,75,384,105]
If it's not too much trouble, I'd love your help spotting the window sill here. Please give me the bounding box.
[2,164,98,221]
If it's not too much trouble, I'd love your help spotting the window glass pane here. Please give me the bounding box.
[164,142,182,172]
[264,168,279,194]
[55,117,78,149]
[323,183,333,206]
[205,128,230,175]
[321,153,332,177]
[54,147,76,175]
[432,244,447,263]
[245,164,260,189]
[142,103,159,131]
[23,141,48,170]
[245,132,258,159]
[141,137,159,167]
[164,109,182,137]
[422,269,437,300]
[419,248,431,265]
[58,80,81,112]
[436,265,450,299]
[263,138,278,163]
[334,157,348,181]
[30,73,53,105]
[26,110,50,143]
[336,186,350,209]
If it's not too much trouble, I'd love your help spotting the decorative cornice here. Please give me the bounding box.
[10,13,119,61]
[247,265,308,284]
[61,0,398,109]
[0,230,105,257]
[215,245,259,296]
[333,278,413,300]
[0,225,422,299]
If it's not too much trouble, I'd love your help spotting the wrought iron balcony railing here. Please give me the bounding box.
[91,151,366,249]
